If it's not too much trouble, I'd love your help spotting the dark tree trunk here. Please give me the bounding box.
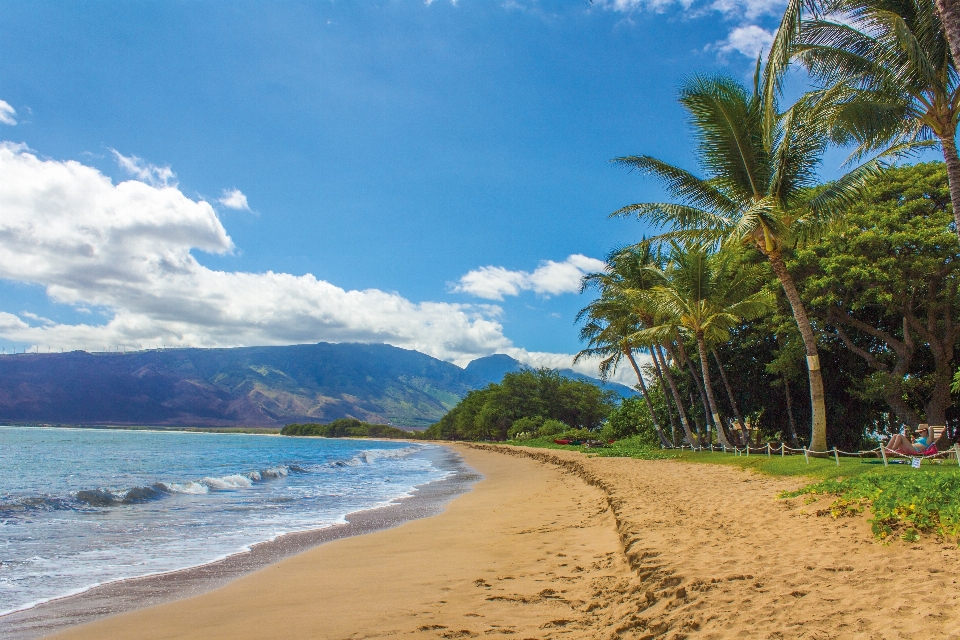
[652,345,680,446]
[938,133,960,246]
[690,393,707,445]
[768,254,828,451]
[626,349,672,447]
[783,376,800,448]
[698,335,733,447]
[935,0,960,74]
[673,336,716,440]
[713,349,747,445]
[657,347,699,446]
[664,342,708,444]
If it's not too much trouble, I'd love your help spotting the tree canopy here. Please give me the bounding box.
[422,369,618,441]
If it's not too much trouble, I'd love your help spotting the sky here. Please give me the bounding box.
[0,0,794,382]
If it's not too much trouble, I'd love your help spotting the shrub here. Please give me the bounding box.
[538,419,569,437]
[508,416,543,439]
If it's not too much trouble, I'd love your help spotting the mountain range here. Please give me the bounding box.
[0,343,635,428]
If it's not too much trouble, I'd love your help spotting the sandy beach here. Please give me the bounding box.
[32,445,960,639]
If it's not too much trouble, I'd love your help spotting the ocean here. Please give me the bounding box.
[0,426,451,616]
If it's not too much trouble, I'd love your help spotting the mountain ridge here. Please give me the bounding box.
[0,344,632,428]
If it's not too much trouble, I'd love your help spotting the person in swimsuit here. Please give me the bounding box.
[886,432,935,455]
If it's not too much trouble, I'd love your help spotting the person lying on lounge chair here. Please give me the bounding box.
[886,433,937,455]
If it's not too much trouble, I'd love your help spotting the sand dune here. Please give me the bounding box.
[46,445,960,639]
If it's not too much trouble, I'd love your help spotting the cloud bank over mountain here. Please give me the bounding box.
[0,143,638,382]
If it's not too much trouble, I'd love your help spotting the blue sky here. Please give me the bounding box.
[0,0,792,377]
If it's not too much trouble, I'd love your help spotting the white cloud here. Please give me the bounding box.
[218,188,251,210]
[453,254,606,301]
[0,143,640,384]
[0,142,540,366]
[0,100,16,125]
[713,24,775,57]
[110,149,176,187]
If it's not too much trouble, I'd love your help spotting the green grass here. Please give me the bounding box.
[504,435,676,460]
[508,436,960,542]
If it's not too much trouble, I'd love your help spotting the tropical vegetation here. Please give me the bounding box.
[427,0,958,459]
[422,369,617,441]
[281,418,419,439]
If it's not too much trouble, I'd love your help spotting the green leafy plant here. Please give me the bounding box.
[782,470,960,541]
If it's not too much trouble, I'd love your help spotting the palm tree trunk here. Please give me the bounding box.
[665,342,709,443]
[712,349,747,445]
[697,335,733,448]
[939,133,960,245]
[935,0,960,129]
[768,254,828,452]
[782,375,800,448]
[690,393,708,444]
[673,335,716,440]
[626,349,672,447]
[652,345,680,446]
[656,346,699,446]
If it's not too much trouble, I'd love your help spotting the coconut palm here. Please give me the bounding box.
[612,73,873,451]
[575,295,673,448]
[576,247,700,447]
[630,243,774,449]
[767,0,960,244]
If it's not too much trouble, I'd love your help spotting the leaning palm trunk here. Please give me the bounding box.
[933,0,960,244]
[768,255,828,451]
[939,135,960,245]
[935,0,960,66]
[655,347,699,446]
[652,345,680,445]
[671,337,716,440]
[696,335,734,448]
[626,349,673,447]
[713,350,748,446]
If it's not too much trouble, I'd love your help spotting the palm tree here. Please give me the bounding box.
[767,0,960,244]
[576,248,675,448]
[575,296,673,448]
[630,243,774,449]
[613,73,873,451]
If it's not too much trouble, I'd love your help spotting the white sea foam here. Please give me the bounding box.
[0,427,447,617]
[202,474,254,490]
[160,481,208,494]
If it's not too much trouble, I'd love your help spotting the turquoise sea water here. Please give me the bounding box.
[0,426,448,615]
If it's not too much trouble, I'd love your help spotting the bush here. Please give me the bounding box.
[508,416,543,439]
[605,396,660,445]
[782,469,960,541]
[538,419,569,437]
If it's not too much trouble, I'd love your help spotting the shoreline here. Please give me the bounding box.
[0,444,478,640]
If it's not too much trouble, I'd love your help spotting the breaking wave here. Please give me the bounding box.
[1,447,420,515]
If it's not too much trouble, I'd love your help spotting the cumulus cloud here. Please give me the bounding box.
[452,254,606,301]
[0,142,527,364]
[0,100,16,125]
[713,24,775,57]
[218,188,251,210]
[110,149,176,187]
